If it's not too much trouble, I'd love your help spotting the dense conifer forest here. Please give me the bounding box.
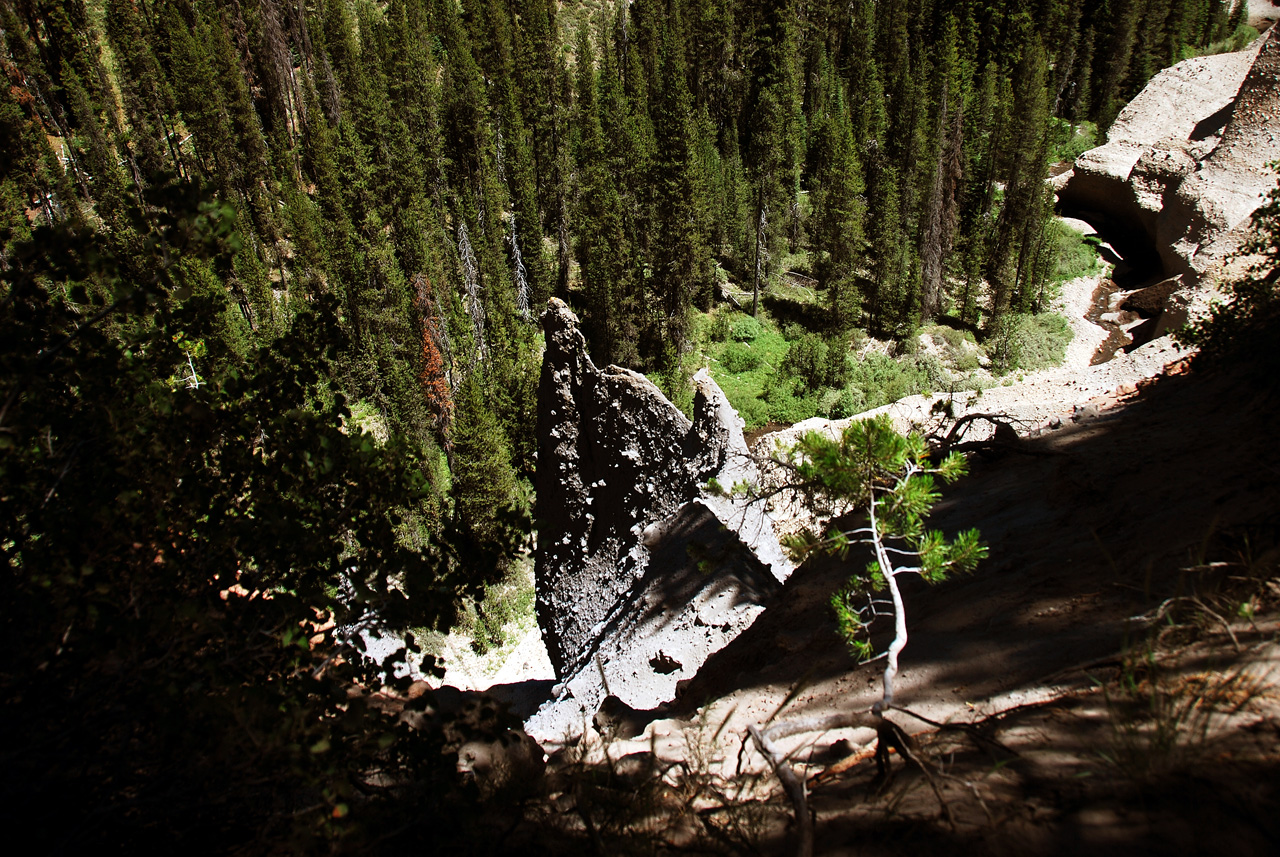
[0,0,1254,544]
[0,0,1259,849]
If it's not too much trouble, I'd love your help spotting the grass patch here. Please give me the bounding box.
[704,308,800,428]
[721,342,763,373]
[1179,24,1259,60]
[705,306,984,429]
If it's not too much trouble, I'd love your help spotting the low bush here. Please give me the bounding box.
[923,325,982,373]
[991,312,1074,373]
[729,314,763,342]
[1048,118,1098,164]
[1051,220,1104,283]
[721,342,763,373]
[708,307,733,341]
[763,378,824,425]
[781,332,850,393]
[829,386,866,420]
[455,564,536,655]
[841,351,950,411]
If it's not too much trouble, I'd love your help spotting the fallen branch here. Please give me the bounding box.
[746,708,878,857]
[747,723,813,857]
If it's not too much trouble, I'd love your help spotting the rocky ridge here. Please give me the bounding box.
[435,28,1280,751]
[526,300,791,741]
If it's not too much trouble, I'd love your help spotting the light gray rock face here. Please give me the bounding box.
[1059,28,1279,285]
[1160,26,1280,280]
[530,299,790,741]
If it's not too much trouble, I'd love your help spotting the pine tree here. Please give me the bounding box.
[919,17,965,322]
[988,38,1050,324]
[573,24,640,366]
[808,80,865,331]
[1094,0,1141,130]
[449,367,521,562]
[743,0,802,316]
[648,20,711,361]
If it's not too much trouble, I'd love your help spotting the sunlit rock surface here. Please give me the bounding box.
[1060,28,1279,287]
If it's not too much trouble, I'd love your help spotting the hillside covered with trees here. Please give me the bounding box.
[0,0,1265,850]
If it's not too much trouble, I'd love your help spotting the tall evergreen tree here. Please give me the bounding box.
[648,21,712,360]
[808,80,865,331]
[743,0,802,316]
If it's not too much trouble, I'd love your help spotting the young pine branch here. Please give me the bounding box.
[742,415,986,856]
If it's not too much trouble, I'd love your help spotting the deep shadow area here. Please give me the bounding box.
[1056,203,1165,289]
[761,291,833,330]
[666,359,1280,730]
[632,501,780,630]
[802,682,1280,856]
[1190,99,1235,142]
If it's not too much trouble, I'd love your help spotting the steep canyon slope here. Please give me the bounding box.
[430,25,1280,854]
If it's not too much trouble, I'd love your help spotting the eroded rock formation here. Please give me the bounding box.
[528,299,790,741]
[1059,27,1279,298]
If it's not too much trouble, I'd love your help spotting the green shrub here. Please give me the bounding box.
[924,325,982,373]
[991,312,1074,373]
[654,355,697,418]
[456,564,536,655]
[843,351,949,411]
[729,314,763,342]
[763,378,823,424]
[894,327,922,357]
[1048,118,1098,164]
[781,332,850,393]
[932,326,966,350]
[721,342,763,373]
[829,387,866,419]
[781,334,829,393]
[1052,220,1103,283]
[708,307,733,341]
[950,346,981,373]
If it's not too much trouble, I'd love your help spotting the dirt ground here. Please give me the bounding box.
[500,356,1280,856]
[658,358,1280,855]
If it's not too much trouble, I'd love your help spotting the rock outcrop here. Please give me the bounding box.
[1059,27,1279,292]
[528,299,790,741]
[1160,25,1280,280]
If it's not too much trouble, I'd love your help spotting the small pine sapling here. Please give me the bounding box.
[779,414,987,712]
[742,415,985,857]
